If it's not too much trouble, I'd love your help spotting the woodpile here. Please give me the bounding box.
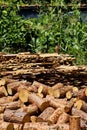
[0,78,86,129]
[0,52,87,129]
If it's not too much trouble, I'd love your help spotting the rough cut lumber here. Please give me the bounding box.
[3,109,30,123]
[28,93,49,111]
[0,121,14,130]
[69,116,80,130]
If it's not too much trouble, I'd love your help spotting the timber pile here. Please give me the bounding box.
[0,79,87,129]
[0,52,87,87]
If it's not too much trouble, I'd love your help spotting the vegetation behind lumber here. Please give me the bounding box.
[0,0,87,64]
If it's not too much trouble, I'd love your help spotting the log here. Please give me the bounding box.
[0,121,14,130]
[2,100,24,110]
[28,93,49,111]
[46,95,67,109]
[13,123,23,130]
[78,88,87,101]
[0,113,4,120]
[0,106,5,113]
[0,86,8,97]
[72,87,79,97]
[38,107,55,122]
[47,87,60,98]
[0,78,6,86]
[52,83,64,90]
[12,93,19,101]
[58,123,69,130]
[7,80,30,95]
[64,98,77,113]
[3,109,30,123]
[30,116,38,123]
[21,104,38,115]
[0,96,13,104]
[66,91,73,99]
[72,107,87,123]
[60,85,73,98]
[18,88,30,103]
[69,116,80,130]
[47,107,64,124]
[57,112,69,124]
[23,122,49,130]
[32,81,49,95]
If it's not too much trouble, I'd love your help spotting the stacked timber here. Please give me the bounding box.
[0,52,87,87]
[0,79,87,129]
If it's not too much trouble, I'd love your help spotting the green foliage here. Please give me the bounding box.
[0,2,26,53]
[23,2,87,64]
[0,0,87,64]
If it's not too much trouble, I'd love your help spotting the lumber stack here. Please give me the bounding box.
[0,52,87,87]
[0,79,87,130]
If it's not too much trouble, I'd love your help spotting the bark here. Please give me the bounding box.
[72,107,87,123]
[2,100,23,110]
[69,116,80,130]
[57,112,69,124]
[0,78,6,86]
[32,81,49,95]
[0,86,8,98]
[23,122,49,130]
[13,123,23,130]
[0,96,13,104]
[47,107,64,124]
[46,95,67,108]
[28,93,49,111]
[3,109,30,123]
[58,123,69,130]
[38,107,55,122]
[52,83,64,90]
[78,88,87,101]
[0,121,14,130]
[59,85,73,98]
[20,104,38,115]
[7,80,30,95]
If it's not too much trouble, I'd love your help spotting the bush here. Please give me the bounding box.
[0,2,26,53]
